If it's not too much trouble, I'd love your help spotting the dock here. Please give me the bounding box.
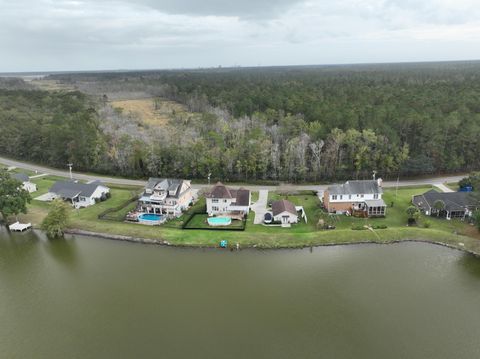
[9,222,32,232]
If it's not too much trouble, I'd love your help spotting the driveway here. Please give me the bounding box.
[433,183,454,193]
[251,190,269,224]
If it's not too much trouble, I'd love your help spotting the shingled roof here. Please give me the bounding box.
[12,173,29,183]
[327,180,383,195]
[145,178,188,199]
[49,181,103,199]
[272,199,297,216]
[232,188,250,206]
[206,182,250,206]
[413,190,478,213]
[205,182,233,199]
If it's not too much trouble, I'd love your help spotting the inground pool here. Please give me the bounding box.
[207,217,232,226]
[138,213,164,223]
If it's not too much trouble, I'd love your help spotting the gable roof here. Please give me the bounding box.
[272,199,297,216]
[205,182,250,206]
[232,188,250,206]
[12,173,30,183]
[327,180,383,196]
[205,182,233,199]
[49,180,105,199]
[413,190,478,212]
[145,178,189,199]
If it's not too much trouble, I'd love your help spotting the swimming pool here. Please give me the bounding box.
[138,213,164,224]
[207,217,232,226]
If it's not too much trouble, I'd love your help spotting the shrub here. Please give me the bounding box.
[423,221,431,228]
[472,210,480,231]
[351,225,367,230]
[41,199,70,239]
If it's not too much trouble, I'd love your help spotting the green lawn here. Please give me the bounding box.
[184,214,245,230]
[446,182,459,191]
[250,191,259,204]
[15,179,480,253]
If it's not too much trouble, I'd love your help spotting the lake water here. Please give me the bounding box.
[1,228,480,358]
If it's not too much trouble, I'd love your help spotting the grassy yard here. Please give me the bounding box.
[184,214,245,230]
[250,191,259,203]
[446,182,460,191]
[13,178,480,253]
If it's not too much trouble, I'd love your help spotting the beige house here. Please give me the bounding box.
[139,178,193,217]
[272,200,299,224]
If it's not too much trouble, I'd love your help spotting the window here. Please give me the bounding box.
[374,194,378,199]
[212,206,219,211]
[212,199,219,203]
[339,195,343,200]
[349,195,352,200]
[224,199,228,203]
[332,195,338,200]
[360,194,364,198]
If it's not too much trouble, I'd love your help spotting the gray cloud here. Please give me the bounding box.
[132,0,304,18]
[0,0,480,71]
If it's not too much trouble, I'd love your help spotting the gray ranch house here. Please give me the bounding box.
[46,180,110,208]
[412,190,479,220]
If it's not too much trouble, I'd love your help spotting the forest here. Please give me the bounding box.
[1,61,480,182]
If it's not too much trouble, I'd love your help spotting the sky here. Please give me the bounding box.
[1,0,480,71]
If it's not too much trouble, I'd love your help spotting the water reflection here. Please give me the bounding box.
[457,254,480,279]
[42,236,80,270]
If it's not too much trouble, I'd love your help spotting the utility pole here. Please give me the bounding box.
[67,163,73,180]
[396,174,400,200]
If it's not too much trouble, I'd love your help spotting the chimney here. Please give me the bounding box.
[377,178,383,187]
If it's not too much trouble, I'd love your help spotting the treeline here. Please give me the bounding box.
[50,62,480,177]
[0,90,104,171]
[2,62,480,182]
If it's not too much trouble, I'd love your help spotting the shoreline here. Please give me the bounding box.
[64,228,480,258]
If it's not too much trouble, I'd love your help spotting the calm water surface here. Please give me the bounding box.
[1,228,480,359]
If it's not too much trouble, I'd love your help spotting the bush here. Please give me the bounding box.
[41,199,70,239]
[372,225,388,229]
[472,210,480,231]
[351,225,367,230]
[423,220,431,228]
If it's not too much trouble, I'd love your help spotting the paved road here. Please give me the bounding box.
[0,155,466,191]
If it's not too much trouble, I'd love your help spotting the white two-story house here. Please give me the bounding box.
[323,179,386,217]
[205,182,251,217]
[138,178,193,218]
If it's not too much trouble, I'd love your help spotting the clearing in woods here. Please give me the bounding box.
[110,98,187,127]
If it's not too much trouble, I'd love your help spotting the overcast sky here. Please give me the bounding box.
[1,0,480,71]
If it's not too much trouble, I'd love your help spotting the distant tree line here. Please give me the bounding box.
[2,62,480,182]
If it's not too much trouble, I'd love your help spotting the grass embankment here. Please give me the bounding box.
[16,176,480,254]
